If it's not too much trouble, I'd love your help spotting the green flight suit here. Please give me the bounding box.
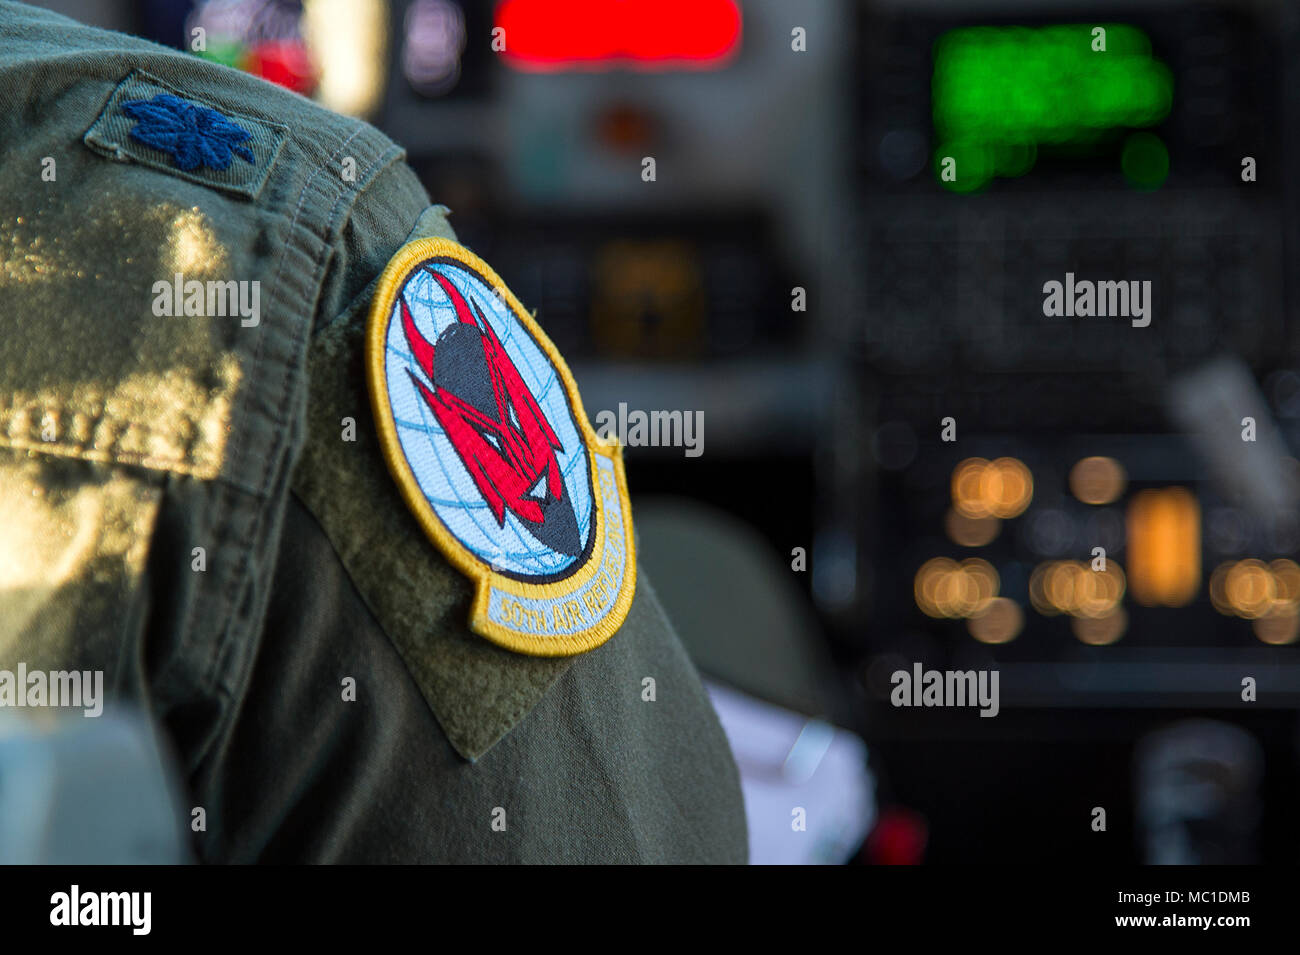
[0,0,746,864]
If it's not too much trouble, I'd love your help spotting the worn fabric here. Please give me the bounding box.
[0,0,745,863]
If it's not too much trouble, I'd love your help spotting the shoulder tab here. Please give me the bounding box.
[84,70,288,200]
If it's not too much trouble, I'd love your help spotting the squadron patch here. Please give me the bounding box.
[366,237,637,656]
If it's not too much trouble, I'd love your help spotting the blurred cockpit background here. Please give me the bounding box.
[27,0,1300,864]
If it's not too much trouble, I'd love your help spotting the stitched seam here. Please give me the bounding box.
[0,435,217,479]
[261,138,395,501]
[201,131,395,734]
[241,123,369,498]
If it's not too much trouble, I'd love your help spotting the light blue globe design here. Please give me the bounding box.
[384,259,594,579]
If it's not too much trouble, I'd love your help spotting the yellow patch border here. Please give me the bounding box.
[365,236,637,657]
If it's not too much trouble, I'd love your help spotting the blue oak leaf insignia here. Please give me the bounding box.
[122,94,255,172]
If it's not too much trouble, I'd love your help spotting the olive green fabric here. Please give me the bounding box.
[312,164,433,337]
[0,2,406,499]
[0,0,746,863]
[1,0,408,755]
[0,448,163,687]
[211,494,745,862]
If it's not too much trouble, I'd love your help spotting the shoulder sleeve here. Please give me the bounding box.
[289,202,576,763]
[199,192,747,862]
[0,2,418,804]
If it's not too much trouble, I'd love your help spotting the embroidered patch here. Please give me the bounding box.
[83,70,287,199]
[122,94,255,172]
[367,238,637,656]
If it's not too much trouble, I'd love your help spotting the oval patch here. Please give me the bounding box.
[366,237,636,656]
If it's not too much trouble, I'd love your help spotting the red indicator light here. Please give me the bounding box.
[495,0,741,71]
[241,41,317,96]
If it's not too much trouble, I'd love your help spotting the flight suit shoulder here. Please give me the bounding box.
[292,207,579,760]
[0,1,410,497]
[0,0,422,757]
[271,208,746,860]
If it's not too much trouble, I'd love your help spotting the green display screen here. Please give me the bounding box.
[932,24,1174,192]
